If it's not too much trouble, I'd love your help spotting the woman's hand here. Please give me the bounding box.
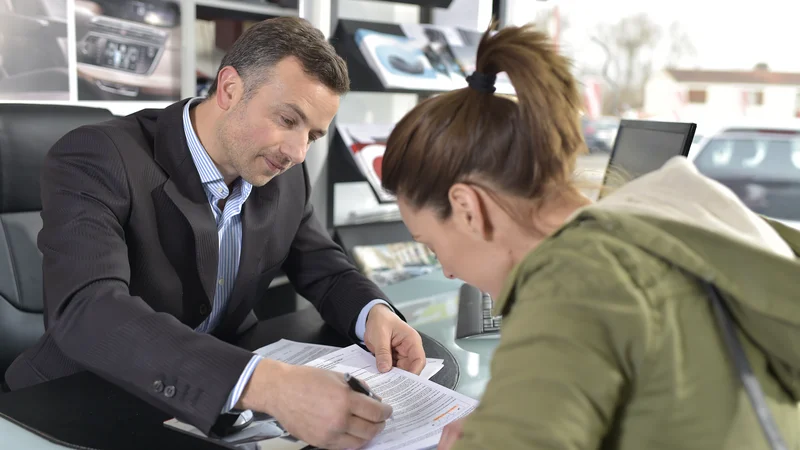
[438,417,466,450]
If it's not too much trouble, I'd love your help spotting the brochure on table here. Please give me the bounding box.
[164,340,474,450]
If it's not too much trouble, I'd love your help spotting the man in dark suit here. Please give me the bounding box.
[5,17,426,450]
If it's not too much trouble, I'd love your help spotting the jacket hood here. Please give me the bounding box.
[571,156,800,398]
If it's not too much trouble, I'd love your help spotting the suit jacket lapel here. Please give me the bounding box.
[153,100,219,306]
[214,183,280,337]
[228,183,280,313]
[161,180,219,305]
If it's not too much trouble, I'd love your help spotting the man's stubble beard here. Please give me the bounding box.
[216,108,267,187]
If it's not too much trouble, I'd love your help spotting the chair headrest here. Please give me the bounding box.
[0,103,114,213]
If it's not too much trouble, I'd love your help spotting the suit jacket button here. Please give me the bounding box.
[152,380,164,393]
[199,304,209,316]
[164,385,176,398]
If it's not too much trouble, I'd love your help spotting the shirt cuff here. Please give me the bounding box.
[222,354,263,413]
[355,299,393,342]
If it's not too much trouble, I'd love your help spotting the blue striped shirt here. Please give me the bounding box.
[183,98,261,412]
[182,98,388,414]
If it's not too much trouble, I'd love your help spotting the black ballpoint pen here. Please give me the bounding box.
[345,373,380,401]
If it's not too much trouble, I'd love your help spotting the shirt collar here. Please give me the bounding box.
[182,98,253,202]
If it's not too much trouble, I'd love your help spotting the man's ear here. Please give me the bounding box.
[448,183,493,240]
[214,66,243,112]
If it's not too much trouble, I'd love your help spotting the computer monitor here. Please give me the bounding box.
[599,119,697,198]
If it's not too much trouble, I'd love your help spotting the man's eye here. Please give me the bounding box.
[282,117,295,127]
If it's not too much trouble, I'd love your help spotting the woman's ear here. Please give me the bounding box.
[448,183,493,240]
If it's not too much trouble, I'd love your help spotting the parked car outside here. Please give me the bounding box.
[582,116,619,153]
[689,122,800,229]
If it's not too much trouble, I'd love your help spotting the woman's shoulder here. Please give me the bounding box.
[498,219,680,317]
[489,223,683,388]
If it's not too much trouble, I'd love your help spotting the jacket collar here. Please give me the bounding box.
[153,99,208,204]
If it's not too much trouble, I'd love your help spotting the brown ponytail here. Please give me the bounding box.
[381,22,586,220]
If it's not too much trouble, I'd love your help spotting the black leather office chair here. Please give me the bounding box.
[0,103,114,390]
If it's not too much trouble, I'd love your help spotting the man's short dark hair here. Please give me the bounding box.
[206,17,349,99]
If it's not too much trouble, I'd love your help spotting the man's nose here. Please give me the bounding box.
[283,134,309,165]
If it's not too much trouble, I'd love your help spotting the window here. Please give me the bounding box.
[795,91,800,117]
[688,89,707,104]
[743,90,764,106]
[753,91,764,105]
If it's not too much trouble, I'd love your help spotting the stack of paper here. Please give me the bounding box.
[164,341,475,450]
[303,345,475,450]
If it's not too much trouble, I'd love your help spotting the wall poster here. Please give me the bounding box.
[0,0,69,100]
[75,0,181,101]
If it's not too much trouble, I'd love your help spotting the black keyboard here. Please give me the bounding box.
[455,283,501,339]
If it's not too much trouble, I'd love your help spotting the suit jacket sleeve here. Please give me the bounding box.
[39,127,254,434]
[281,163,395,337]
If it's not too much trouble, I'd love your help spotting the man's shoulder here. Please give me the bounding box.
[56,108,164,164]
[85,109,157,144]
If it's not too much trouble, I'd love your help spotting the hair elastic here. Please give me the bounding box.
[466,71,497,94]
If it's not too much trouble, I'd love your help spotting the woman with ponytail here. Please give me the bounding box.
[382,23,800,450]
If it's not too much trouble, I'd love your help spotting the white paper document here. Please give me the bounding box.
[164,342,465,450]
[305,345,477,450]
[256,339,445,381]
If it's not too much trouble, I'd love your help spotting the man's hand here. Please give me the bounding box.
[238,359,393,449]
[438,417,466,450]
[363,304,426,374]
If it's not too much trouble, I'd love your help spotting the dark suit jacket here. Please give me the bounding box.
[5,99,388,434]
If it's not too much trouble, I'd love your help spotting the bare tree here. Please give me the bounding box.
[665,21,696,67]
[592,14,694,115]
[593,13,659,112]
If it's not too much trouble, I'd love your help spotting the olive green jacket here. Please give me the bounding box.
[453,209,800,450]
